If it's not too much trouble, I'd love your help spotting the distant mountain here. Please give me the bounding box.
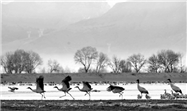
[2,2,110,43]
[3,2,186,58]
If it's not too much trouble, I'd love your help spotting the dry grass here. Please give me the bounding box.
[1,73,187,84]
[1,100,187,111]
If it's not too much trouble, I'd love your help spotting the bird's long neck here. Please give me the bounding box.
[168,79,173,85]
[169,83,173,87]
[76,86,82,91]
[28,87,36,92]
[164,90,167,94]
[171,91,173,94]
[137,81,140,87]
[169,81,174,87]
[137,84,141,90]
[55,86,60,91]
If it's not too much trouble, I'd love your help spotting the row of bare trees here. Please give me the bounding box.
[0,47,185,74]
[47,59,64,73]
[74,46,185,73]
[0,49,70,74]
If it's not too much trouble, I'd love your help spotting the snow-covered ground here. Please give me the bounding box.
[1,83,187,100]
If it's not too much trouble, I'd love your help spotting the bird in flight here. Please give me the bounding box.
[54,76,75,100]
[27,75,46,99]
[107,84,125,99]
[8,87,18,92]
[75,81,93,100]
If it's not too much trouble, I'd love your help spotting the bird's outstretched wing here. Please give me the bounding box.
[63,76,72,82]
[107,85,124,92]
[62,76,72,88]
[12,87,18,90]
[113,85,125,90]
[107,85,113,91]
[36,76,44,90]
[82,81,92,90]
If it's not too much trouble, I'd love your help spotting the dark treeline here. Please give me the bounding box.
[0,47,186,74]
[0,49,42,74]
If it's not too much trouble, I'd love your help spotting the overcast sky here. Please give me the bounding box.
[1,1,186,73]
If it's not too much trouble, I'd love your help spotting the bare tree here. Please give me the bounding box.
[25,51,43,73]
[48,59,63,73]
[119,60,132,73]
[78,67,86,73]
[95,52,109,73]
[157,50,181,73]
[148,54,161,73]
[178,53,185,73]
[127,54,146,73]
[108,56,121,73]
[0,52,14,74]
[64,66,71,73]
[13,49,28,73]
[0,50,42,74]
[39,67,46,73]
[74,46,98,73]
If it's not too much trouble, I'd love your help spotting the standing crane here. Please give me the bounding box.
[136,79,149,98]
[168,79,183,95]
[54,76,75,100]
[107,84,125,99]
[75,81,92,100]
[8,87,18,92]
[27,75,46,99]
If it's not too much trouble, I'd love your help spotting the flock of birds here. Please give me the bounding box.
[7,76,185,100]
[160,88,187,100]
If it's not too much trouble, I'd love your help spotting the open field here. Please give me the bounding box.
[1,100,187,111]
[1,73,187,100]
[1,83,187,100]
[1,73,187,111]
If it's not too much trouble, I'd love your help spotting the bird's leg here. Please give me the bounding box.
[41,93,45,99]
[84,92,88,96]
[43,93,46,98]
[40,93,43,100]
[119,92,123,99]
[121,94,123,99]
[119,93,121,97]
[67,92,75,100]
[88,92,91,100]
[60,92,66,98]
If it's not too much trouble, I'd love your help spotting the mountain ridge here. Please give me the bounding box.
[2,2,186,59]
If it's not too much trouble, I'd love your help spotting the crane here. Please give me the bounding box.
[167,79,183,95]
[8,87,18,92]
[107,84,125,99]
[27,75,46,99]
[75,81,92,100]
[137,79,149,98]
[54,76,74,100]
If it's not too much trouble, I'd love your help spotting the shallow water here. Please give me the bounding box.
[1,83,187,100]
